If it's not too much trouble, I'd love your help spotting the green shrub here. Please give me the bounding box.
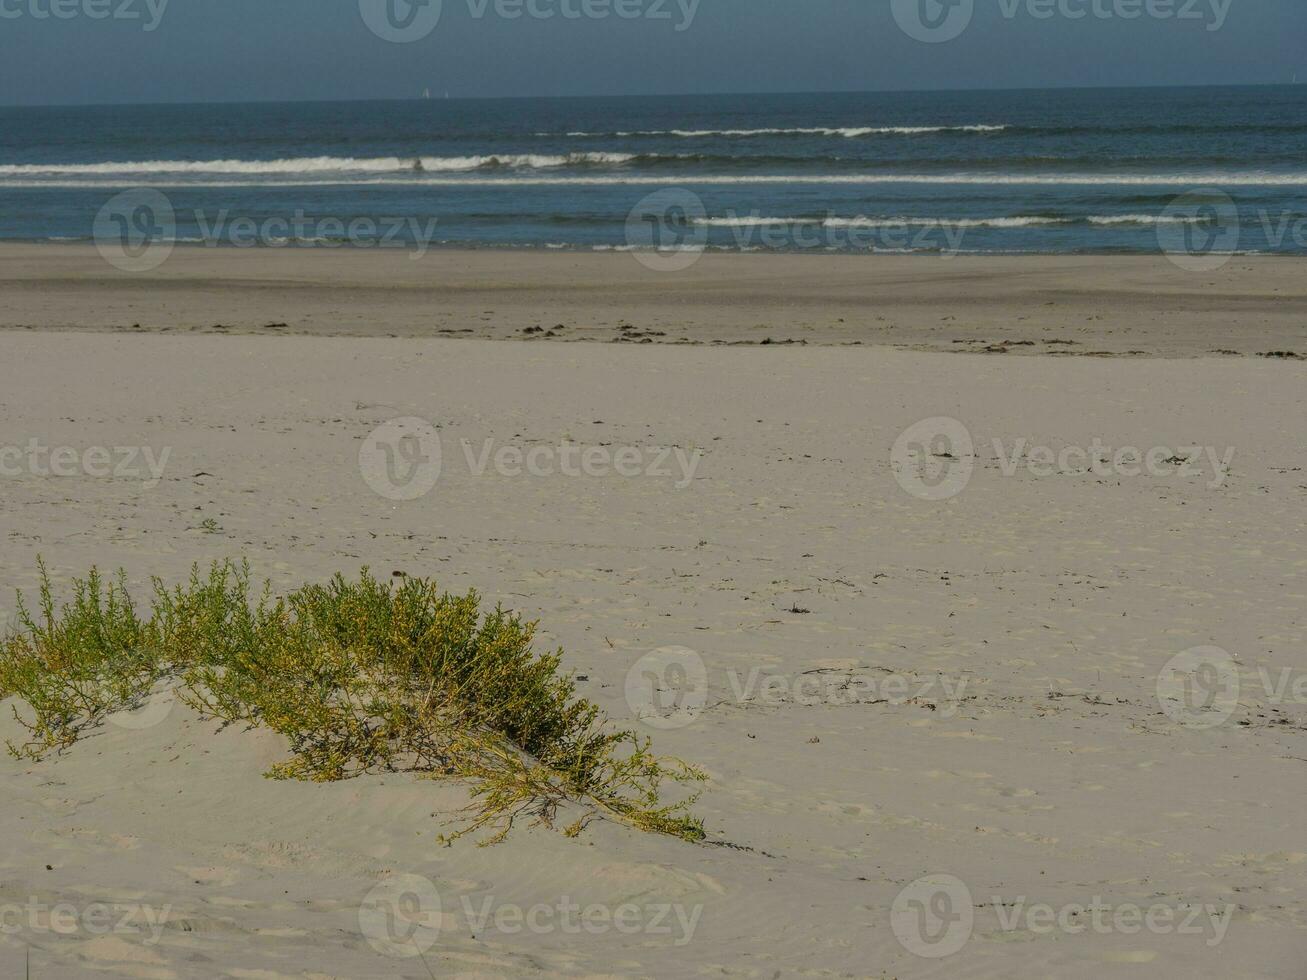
[0,562,705,846]
[0,558,160,756]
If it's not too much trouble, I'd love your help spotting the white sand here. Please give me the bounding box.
[0,332,1304,978]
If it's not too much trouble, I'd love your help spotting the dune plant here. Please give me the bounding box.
[0,561,705,846]
[0,558,161,757]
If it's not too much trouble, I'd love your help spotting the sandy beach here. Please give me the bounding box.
[1,302,1304,976]
[6,0,1307,966]
[2,244,1305,357]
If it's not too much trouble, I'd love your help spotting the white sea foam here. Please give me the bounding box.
[0,153,639,177]
[697,215,1205,229]
[697,215,1069,229]
[1087,213,1201,225]
[389,172,1301,187]
[820,216,1069,228]
[4,173,1303,189]
[695,216,816,227]
[555,125,1009,138]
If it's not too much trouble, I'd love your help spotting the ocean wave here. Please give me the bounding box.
[541,121,1307,139]
[549,125,1010,138]
[822,215,1069,229]
[322,172,1296,187]
[1008,122,1307,137]
[0,153,641,177]
[6,148,1289,180]
[28,236,1268,257]
[418,171,1306,187]
[5,154,1294,182]
[692,215,1055,228]
[5,172,1304,189]
[697,214,1205,229]
[1087,213,1203,225]
[597,152,1275,171]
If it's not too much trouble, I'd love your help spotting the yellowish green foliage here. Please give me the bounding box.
[0,558,160,755]
[0,562,705,845]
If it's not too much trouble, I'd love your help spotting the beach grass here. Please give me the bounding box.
[0,560,705,845]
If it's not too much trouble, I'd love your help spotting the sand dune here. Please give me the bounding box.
[1,331,1304,978]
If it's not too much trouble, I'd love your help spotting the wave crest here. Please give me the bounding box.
[0,153,640,177]
[697,214,1208,229]
[551,125,1009,138]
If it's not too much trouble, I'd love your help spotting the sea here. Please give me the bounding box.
[1,85,1305,255]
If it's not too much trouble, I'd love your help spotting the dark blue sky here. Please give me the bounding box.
[1,0,1303,105]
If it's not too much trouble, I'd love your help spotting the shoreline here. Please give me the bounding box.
[4,243,1305,358]
[8,237,1287,256]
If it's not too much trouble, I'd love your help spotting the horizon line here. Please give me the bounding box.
[1,80,1300,111]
